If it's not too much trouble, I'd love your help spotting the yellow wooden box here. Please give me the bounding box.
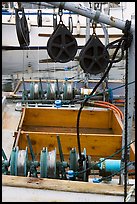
[15,107,134,162]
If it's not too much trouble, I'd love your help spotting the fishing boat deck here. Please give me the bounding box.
[2,94,135,202]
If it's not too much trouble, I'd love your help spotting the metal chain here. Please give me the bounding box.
[92,22,97,35]
[122,19,133,203]
[58,8,63,24]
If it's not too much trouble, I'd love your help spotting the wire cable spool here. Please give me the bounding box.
[15,7,30,47]
[16,147,28,176]
[29,82,41,100]
[10,146,28,176]
[46,82,57,100]
[63,82,74,100]
[47,8,77,63]
[40,147,57,178]
[40,147,48,178]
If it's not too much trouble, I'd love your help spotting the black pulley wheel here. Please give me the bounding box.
[79,35,109,74]
[47,23,77,63]
[15,8,30,47]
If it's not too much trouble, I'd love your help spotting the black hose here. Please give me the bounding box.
[76,35,125,163]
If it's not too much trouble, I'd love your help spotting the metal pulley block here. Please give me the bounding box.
[63,82,74,100]
[79,34,109,74]
[47,23,77,63]
[10,146,28,176]
[15,7,30,47]
[40,147,57,178]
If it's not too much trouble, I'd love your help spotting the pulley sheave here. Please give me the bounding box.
[47,23,77,63]
[79,34,109,74]
[15,7,30,47]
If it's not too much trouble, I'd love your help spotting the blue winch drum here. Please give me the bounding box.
[99,159,121,173]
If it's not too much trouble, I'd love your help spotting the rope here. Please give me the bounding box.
[125,184,135,202]
[76,140,135,175]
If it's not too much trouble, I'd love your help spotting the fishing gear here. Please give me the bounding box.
[47,7,77,63]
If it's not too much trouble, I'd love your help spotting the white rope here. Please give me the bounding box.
[125,184,135,202]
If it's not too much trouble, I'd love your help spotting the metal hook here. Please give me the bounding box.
[58,8,63,24]
[92,22,97,35]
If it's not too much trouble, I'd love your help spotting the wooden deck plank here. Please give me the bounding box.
[2,175,134,196]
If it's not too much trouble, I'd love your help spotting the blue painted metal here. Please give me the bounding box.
[67,170,75,180]
[55,100,62,108]
[99,158,121,173]
[92,178,102,183]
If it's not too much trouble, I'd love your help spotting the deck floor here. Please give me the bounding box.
[2,186,127,202]
[2,98,135,202]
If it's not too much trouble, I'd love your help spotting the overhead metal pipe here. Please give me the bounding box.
[46,2,134,32]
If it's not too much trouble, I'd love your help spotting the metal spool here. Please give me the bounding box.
[10,146,28,176]
[29,82,40,99]
[10,148,16,175]
[63,82,74,100]
[38,81,44,99]
[79,34,109,74]
[47,23,77,63]
[40,147,48,178]
[46,83,57,100]
[34,83,39,99]
[17,147,28,176]
[82,148,88,182]
[40,148,56,178]
[15,8,30,47]
[69,148,78,172]
[29,82,35,100]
